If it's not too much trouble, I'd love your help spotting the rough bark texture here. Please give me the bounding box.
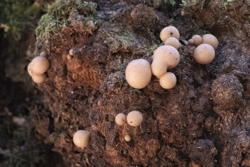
[32,0,250,166]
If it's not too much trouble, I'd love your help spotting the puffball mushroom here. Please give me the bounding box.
[30,56,49,74]
[202,34,219,49]
[164,37,181,49]
[31,74,46,84]
[160,26,180,42]
[153,45,180,69]
[127,110,143,127]
[73,130,90,149]
[125,59,152,89]
[27,62,33,76]
[194,44,215,64]
[151,59,168,78]
[124,135,131,142]
[115,113,126,126]
[159,72,177,89]
[39,51,47,57]
[189,35,203,45]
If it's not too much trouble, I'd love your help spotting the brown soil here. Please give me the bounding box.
[1,0,250,167]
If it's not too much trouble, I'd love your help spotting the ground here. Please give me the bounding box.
[0,0,250,167]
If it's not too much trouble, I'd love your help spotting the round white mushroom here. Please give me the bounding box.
[160,26,180,42]
[127,110,143,127]
[153,45,180,69]
[159,72,177,89]
[194,44,215,64]
[125,59,152,89]
[30,56,49,74]
[73,130,90,149]
[115,113,126,126]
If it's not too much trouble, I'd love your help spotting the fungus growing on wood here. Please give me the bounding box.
[188,35,203,45]
[202,34,219,49]
[194,44,215,64]
[31,74,46,84]
[160,26,180,42]
[115,113,126,126]
[164,37,181,49]
[29,56,49,74]
[153,45,180,69]
[125,59,152,89]
[73,130,90,149]
[159,72,177,89]
[124,134,131,142]
[27,55,50,84]
[127,111,143,127]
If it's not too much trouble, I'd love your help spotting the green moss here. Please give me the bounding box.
[168,0,177,6]
[181,0,200,7]
[35,0,97,41]
[105,29,139,53]
[35,14,66,42]
[114,31,137,48]
[144,44,159,54]
[48,0,97,19]
[0,0,42,41]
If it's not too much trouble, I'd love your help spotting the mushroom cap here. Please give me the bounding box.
[191,35,203,45]
[202,34,219,49]
[188,39,194,44]
[39,51,47,57]
[164,37,181,49]
[127,110,143,127]
[30,56,49,74]
[194,44,215,64]
[115,113,126,126]
[27,62,33,76]
[160,26,180,42]
[69,49,74,56]
[32,74,46,84]
[73,130,90,149]
[125,59,152,89]
[153,45,180,69]
[159,72,177,89]
[124,135,131,142]
[151,59,168,78]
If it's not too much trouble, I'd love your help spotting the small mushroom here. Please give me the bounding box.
[73,130,90,149]
[125,59,152,89]
[30,56,49,74]
[124,135,131,142]
[160,26,180,42]
[151,59,168,78]
[27,62,34,76]
[159,72,177,89]
[31,74,46,84]
[127,110,143,127]
[188,35,203,45]
[115,113,126,126]
[202,34,219,49]
[69,48,75,56]
[39,51,47,57]
[194,44,215,64]
[164,37,181,49]
[153,45,180,69]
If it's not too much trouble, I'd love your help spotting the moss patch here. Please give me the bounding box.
[35,0,97,41]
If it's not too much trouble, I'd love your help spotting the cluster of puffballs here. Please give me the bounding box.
[30,27,219,150]
[189,34,218,64]
[115,111,143,142]
[125,26,219,90]
[73,111,142,149]
[27,52,50,84]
